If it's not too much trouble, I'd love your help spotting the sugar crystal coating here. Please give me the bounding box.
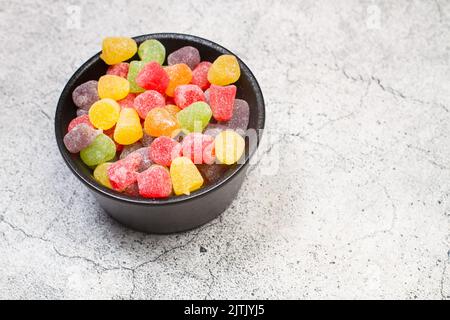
[127,61,146,93]
[68,114,93,132]
[117,93,136,109]
[93,162,113,188]
[134,90,166,119]
[170,157,204,196]
[130,147,153,172]
[89,98,121,130]
[209,84,236,121]
[165,64,192,97]
[98,75,130,101]
[135,61,169,94]
[63,123,100,153]
[191,61,212,90]
[181,133,215,164]
[174,84,205,109]
[164,104,181,117]
[80,134,116,166]
[120,142,143,160]
[144,107,180,137]
[176,102,212,133]
[137,165,172,198]
[219,98,249,134]
[168,46,200,70]
[114,108,143,145]
[107,62,129,78]
[207,55,240,86]
[138,39,166,64]
[107,152,142,191]
[100,37,137,65]
[150,136,182,166]
[141,133,154,147]
[72,80,99,111]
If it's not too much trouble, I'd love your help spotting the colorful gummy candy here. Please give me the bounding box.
[64,36,250,199]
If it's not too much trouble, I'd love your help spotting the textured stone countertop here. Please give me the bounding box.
[0,0,449,299]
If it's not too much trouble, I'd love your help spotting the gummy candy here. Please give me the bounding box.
[168,46,200,70]
[209,84,236,121]
[76,109,89,117]
[107,152,142,191]
[141,133,154,147]
[197,164,228,184]
[135,61,169,94]
[181,133,215,164]
[165,64,192,97]
[120,142,143,159]
[138,39,166,64]
[100,37,137,65]
[127,61,146,93]
[98,75,130,101]
[144,107,180,137]
[170,157,204,196]
[174,84,205,109]
[191,62,212,90]
[63,123,100,153]
[72,80,99,111]
[220,98,249,133]
[68,114,93,132]
[149,136,182,166]
[89,98,121,130]
[134,90,165,119]
[107,62,129,78]
[114,108,143,145]
[214,130,245,165]
[204,123,227,137]
[176,101,212,133]
[93,162,113,188]
[207,55,240,86]
[80,134,116,166]
[137,165,172,198]
[131,147,153,172]
[164,104,181,117]
[117,93,136,109]
[124,182,140,196]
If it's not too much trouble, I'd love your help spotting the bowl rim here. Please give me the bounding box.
[55,32,265,205]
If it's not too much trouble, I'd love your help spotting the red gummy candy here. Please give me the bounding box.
[134,90,166,119]
[209,84,236,121]
[68,114,93,132]
[174,84,205,109]
[149,136,182,167]
[136,62,169,94]
[107,62,130,78]
[181,133,215,164]
[137,165,172,198]
[191,62,212,90]
[118,93,136,109]
[107,152,143,191]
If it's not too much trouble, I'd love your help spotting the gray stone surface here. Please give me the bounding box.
[0,0,449,299]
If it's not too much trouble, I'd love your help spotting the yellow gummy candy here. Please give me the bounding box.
[207,55,240,86]
[170,157,204,196]
[214,130,245,165]
[98,75,130,101]
[89,98,120,130]
[93,162,113,188]
[100,37,137,65]
[114,108,143,145]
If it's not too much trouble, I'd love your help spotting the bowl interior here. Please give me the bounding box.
[55,33,265,204]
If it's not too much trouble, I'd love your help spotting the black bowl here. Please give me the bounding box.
[55,33,265,234]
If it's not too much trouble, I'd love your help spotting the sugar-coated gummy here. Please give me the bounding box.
[176,101,212,133]
[130,147,153,172]
[80,134,116,166]
[144,107,180,137]
[170,157,204,196]
[117,93,136,109]
[197,164,228,184]
[204,123,228,137]
[191,62,212,90]
[164,104,181,117]
[114,108,143,145]
[164,64,192,97]
[209,84,236,121]
[89,98,121,130]
[124,182,140,196]
[174,84,205,109]
[214,130,245,165]
[98,75,130,101]
[107,62,130,78]
[72,80,99,111]
[137,165,172,198]
[64,123,100,153]
[168,46,200,70]
[93,162,113,188]
[135,61,169,94]
[207,55,241,86]
[120,142,143,160]
[127,61,146,93]
[68,114,93,132]
[138,39,166,65]
[181,133,215,164]
[76,108,89,117]
[219,98,249,134]
[100,37,137,65]
[150,136,182,167]
[134,90,166,119]
[107,152,142,191]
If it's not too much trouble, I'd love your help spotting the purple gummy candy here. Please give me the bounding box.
[127,147,153,172]
[141,133,154,147]
[219,99,249,134]
[72,80,99,110]
[197,164,228,184]
[76,108,89,117]
[119,142,143,160]
[204,123,228,137]
[167,46,200,70]
[63,123,100,153]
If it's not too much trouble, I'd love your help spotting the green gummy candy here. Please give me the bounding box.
[138,39,166,65]
[80,134,116,166]
[177,102,212,133]
[127,61,146,93]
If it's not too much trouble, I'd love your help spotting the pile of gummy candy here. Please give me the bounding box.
[63,37,249,198]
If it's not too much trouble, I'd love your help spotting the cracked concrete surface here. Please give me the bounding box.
[0,0,449,299]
